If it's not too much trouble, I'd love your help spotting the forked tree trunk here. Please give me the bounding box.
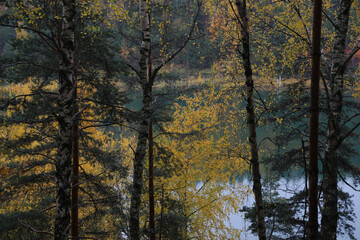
[321,1,352,239]
[129,1,200,238]
[235,1,266,240]
[308,0,322,239]
[129,0,152,239]
[55,0,76,239]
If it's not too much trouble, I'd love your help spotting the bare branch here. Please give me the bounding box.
[18,218,53,236]
[342,38,360,69]
[338,170,360,192]
[2,61,58,72]
[338,121,360,147]
[126,63,140,78]
[341,112,360,127]
[0,23,58,51]
[151,1,203,82]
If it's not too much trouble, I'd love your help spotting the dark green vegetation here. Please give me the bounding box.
[0,0,360,240]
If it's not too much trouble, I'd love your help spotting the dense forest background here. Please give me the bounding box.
[0,0,360,239]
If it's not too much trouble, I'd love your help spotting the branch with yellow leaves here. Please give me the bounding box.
[151,0,204,84]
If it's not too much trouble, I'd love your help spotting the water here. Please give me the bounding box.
[229,177,360,240]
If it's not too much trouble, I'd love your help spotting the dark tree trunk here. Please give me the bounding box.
[71,88,79,240]
[148,33,155,240]
[308,0,322,239]
[321,1,352,240]
[129,1,152,239]
[55,0,76,239]
[148,117,155,240]
[236,1,266,240]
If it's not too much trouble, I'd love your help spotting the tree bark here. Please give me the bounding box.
[236,1,266,240]
[148,30,155,240]
[321,1,352,239]
[308,0,322,239]
[129,1,152,239]
[71,87,79,240]
[55,0,76,239]
[148,116,155,240]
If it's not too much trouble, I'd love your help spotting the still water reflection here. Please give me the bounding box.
[229,178,360,240]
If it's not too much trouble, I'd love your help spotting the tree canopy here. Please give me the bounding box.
[0,0,359,240]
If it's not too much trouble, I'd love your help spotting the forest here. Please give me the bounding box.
[0,0,359,239]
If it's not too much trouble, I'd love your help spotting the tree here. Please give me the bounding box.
[0,1,78,238]
[204,0,359,239]
[243,1,360,239]
[235,1,266,239]
[156,86,247,239]
[54,1,76,238]
[321,1,358,239]
[308,0,322,239]
[128,1,152,239]
[0,1,129,239]
[124,1,202,239]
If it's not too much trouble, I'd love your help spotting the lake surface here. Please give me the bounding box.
[229,177,360,240]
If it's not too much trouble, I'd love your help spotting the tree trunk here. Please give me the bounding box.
[129,0,152,239]
[236,1,266,240]
[148,117,155,240]
[148,31,155,240]
[55,0,76,239]
[308,0,322,239]
[321,1,352,239]
[71,87,79,240]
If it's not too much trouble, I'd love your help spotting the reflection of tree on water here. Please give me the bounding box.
[239,175,358,240]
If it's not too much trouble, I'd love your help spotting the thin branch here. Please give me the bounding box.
[292,4,311,44]
[342,38,360,69]
[321,7,337,29]
[1,92,58,110]
[0,23,58,51]
[80,98,134,112]
[126,63,140,78]
[195,178,211,195]
[151,0,203,82]
[18,218,53,236]
[338,121,360,147]
[186,198,219,218]
[341,112,360,127]
[2,61,58,72]
[338,170,360,192]
[275,19,311,47]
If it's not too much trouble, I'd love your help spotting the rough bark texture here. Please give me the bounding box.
[236,1,266,240]
[308,0,322,239]
[55,0,76,239]
[71,88,79,240]
[129,1,152,239]
[148,117,155,240]
[148,29,155,240]
[321,1,352,239]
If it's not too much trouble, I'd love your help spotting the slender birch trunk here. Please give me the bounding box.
[321,1,353,239]
[129,0,152,239]
[308,0,322,239]
[236,1,266,240]
[55,0,76,239]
